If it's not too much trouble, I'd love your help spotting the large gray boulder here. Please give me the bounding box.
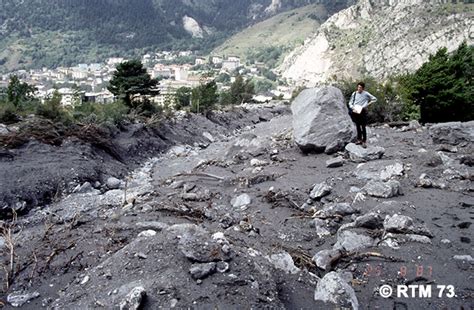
[429,121,474,145]
[292,87,355,154]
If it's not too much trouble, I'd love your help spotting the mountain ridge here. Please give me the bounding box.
[0,0,352,73]
[279,0,474,85]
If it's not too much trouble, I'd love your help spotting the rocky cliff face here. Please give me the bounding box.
[279,0,473,86]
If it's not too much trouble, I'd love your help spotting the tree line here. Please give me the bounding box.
[1,42,472,128]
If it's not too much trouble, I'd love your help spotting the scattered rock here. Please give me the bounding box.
[181,193,199,201]
[334,229,376,252]
[266,252,300,274]
[73,182,96,194]
[250,158,269,167]
[320,202,356,216]
[177,226,232,263]
[419,151,443,167]
[310,219,332,238]
[384,214,413,233]
[353,161,403,181]
[292,87,355,154]
[314,271,359,310]
[202,132,215,142]
[429,121,474,145]
[382,233,432,248]
[363,180,401,198]
[7,291,41,307]
[354,212,383,229]
[326,156,344,168]
[119,286,146,310]
[137,230,157,237]
[80,275,90,285]
[189,262,217,279]
[231,193,252,208]
[309,182,332,200]
[383,214,432,237]
[436,144,458,153]
[106,177,122,190]
[216,261,230,273]
[380,162,404,181]
[312,249,342,271]
[345,143,385,162]
[417,173,433,188]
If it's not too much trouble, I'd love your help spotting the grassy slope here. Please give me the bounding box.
[211,4,328,62]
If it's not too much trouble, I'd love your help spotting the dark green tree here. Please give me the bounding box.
[6,75,37,109]
[219,90,233,106]
[107,60,159,109]
[191,81,218,114]
[230,75,255,104]
[174,86,192,110]
[401,42,473,123]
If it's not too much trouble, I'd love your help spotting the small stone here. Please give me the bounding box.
[119,286,146,310]
[216,261,230,273]
[182,193,199,201]
[107,177,122,190]
[203,132,215,142]
[334,229,376,252]
[138,230,157,237]
[321,203,356,216]
[189,262,217,280]
[170,299,179,308]
[441,239,451,244]
[384,214,414,233]
[363,180,401,198]
[266,252,300,274]
[231,194,252,208]
[74,182,95,194]
[354,212,383,229]
[80,275,90,285]
[345,143,385,162]
[135,252,147,259]
[312,249,342,271]
[326,157,344,168]
[309,182,332,200]
[250,158,269,167]
[417,174,433,188]
[310,219,331,238]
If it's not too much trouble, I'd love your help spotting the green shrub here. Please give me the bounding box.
[36,91,73,125]
[74,100,129,124]
[0,103,20,124]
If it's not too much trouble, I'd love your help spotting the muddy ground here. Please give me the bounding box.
[0,105,284,216]
[0,104,472,309]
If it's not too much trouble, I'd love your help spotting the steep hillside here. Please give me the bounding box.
[279,0,474,86]
[211,3,329,66]
[0,0,351,73]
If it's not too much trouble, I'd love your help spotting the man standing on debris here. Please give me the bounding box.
[348,82,377,148]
